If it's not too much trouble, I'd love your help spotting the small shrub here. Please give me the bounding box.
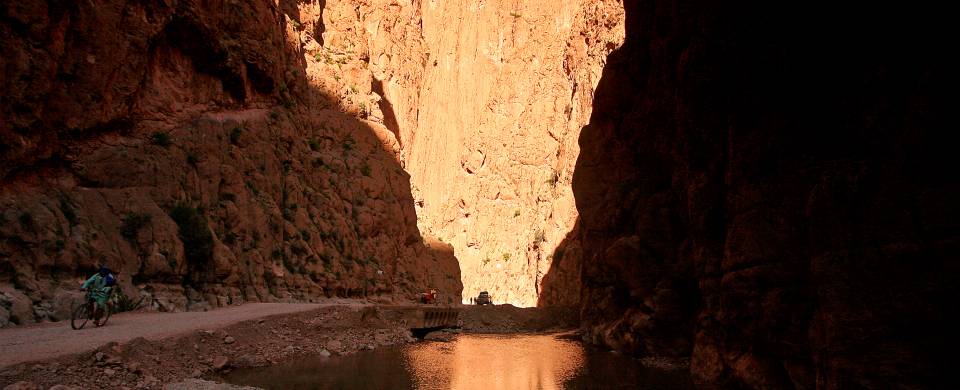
[186,152,199,166]
[219,192,237,202]
[271,248,284,260]
[309,138,321,151]
[314,53,323,62]
[360,163,371,177]
[510,11,522,18]
[230,127,242,144]
[223,232,238,245]
[291,244,308,256]
[502,252,511,262]
[150,132,172,147]
[533,229,546,245]
[245,181,260,196]
[120,213,152,242]
[513,209,521,217]
[300,230,311,241]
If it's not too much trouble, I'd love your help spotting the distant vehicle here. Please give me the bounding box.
[475,291,492,305]
[420,288,438,304]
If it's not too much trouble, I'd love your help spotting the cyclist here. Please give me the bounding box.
[81,266,116,321]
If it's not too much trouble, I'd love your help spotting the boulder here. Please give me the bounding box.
[0,306,10,327]
[326,340,343,352]
[0,287,35,325]
[212,355,230,370]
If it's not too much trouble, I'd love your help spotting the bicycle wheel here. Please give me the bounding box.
[70,303,90,330]
[95,303,112,327]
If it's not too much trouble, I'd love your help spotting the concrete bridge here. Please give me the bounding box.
[390,304,462,330]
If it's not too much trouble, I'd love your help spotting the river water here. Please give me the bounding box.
[221,333,693,389]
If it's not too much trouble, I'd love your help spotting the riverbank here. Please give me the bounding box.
[1,304,577,389]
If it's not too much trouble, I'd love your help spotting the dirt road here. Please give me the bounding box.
[0,303,345,368]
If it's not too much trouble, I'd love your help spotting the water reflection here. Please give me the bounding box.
[221,333,693,389]
[404,334,585,390]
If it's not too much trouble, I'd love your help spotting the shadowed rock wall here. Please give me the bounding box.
[546,0,957,388]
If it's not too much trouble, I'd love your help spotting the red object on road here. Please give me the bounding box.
[420,289,438,304]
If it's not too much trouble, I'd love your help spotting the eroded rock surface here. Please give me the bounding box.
[406,0,625,307]
[1,0,461,325]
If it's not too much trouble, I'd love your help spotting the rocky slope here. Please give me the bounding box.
[1,0,461,327]
[548,0,957,388]
[406,0,625,306]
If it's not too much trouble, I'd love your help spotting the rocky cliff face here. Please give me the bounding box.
[553,0,957,388]
[0,0,461,327]
[0,0,621,324]
[406,0,624,306]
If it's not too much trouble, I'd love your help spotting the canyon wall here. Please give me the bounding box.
[1,0,625,325]
[0,0,461,327]
[407,0,624,306]
[556,0,957,388]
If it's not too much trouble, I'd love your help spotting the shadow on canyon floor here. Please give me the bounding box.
[0,0,460,324]
[539,0,956,388]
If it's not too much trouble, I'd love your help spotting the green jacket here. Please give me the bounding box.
[82,274,113,305]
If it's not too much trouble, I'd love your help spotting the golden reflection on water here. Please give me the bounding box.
[403,334,586,390]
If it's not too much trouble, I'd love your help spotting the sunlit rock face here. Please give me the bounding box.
[405,0,625,306]
[552,0,957,388]
[0,0,461,325]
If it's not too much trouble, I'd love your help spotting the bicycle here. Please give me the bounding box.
[70,290,113,330]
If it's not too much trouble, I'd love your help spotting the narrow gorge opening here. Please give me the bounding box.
[401,1,626,307]
[2,0,954,389]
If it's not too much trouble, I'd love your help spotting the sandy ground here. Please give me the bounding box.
[0,302,360,368]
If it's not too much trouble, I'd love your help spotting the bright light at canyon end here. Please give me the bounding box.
[406,1,625,307]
